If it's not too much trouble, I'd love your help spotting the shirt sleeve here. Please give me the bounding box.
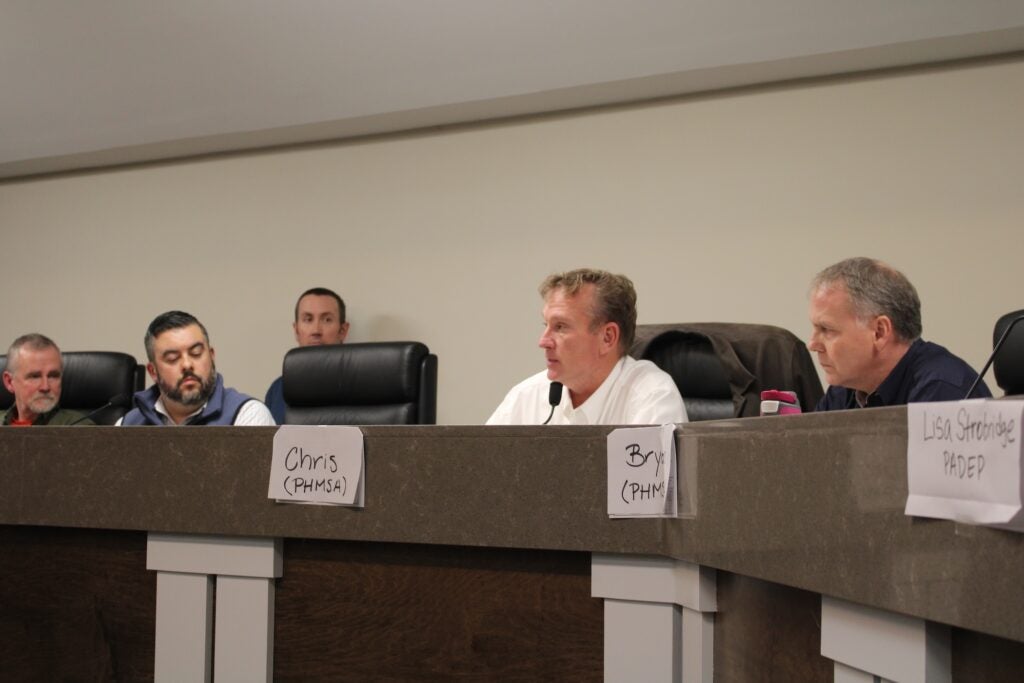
[908,378,991,403]
[485,391,514,425]
[627,378,688,424]
[235,400,277,426]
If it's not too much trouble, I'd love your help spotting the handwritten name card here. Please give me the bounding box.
[268,425,365,507]
[905,400,1024,528]
[607,424,677,518]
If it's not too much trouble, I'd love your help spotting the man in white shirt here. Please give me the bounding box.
[487,268,687,425]
[118,310,275,426]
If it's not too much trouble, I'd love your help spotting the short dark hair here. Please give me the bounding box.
[294,287,346,323]
[6,333,61,374]
[539,268,637,353]
[811,257,923,342]
[144,311,210,362]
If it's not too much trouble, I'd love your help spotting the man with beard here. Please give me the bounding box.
[2,333,92,426]
[118,311,275,426]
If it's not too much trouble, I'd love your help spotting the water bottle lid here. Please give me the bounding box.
[761,389,797,402]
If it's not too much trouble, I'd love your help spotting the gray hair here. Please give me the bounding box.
[811,257,922,342]
[6,333,61,375]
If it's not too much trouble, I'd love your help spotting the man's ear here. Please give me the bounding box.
[2,371,14,394]
[293,321,301,344]
[601,322,621,354]
[146,363,157,382]
[873,315,895,346]
[339,322,350,343]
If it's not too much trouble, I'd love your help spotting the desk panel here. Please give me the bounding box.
[275,540,601,680]
[0,525,155,682]
[3,411,1024,680]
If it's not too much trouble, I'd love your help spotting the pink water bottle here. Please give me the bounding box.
[760,390,801,416]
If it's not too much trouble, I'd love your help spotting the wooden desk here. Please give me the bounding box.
[1,412,1022,681]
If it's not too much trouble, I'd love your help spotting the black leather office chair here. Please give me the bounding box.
[631,323,823,419]
[0,351,145,425]
[992,309,1024,396]
[282,342,438,425]
[637,330,734,421]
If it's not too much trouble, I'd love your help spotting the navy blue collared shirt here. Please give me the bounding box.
[816,339,991,411]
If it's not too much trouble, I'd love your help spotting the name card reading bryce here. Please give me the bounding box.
[607,424,677,518]
[268,426,365,507]
[906,400,1024,528]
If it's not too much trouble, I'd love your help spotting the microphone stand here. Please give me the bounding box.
[964,314,1024,399]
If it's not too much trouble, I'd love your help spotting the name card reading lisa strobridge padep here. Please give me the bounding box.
[607,424,678,518]
[905,400,1023,529]
[268,426,365,507]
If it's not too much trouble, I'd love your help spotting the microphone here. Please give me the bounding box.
[542,382,563,425]
[69,393,133,425]
[964,314,1024,399]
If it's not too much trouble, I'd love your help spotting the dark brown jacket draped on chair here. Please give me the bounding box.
[631,323,823,419]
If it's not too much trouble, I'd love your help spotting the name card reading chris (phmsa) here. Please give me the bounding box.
[607,424,677,518]
[906,400,1023,529]
[268,425,365,507]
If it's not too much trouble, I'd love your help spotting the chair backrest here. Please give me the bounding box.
[0,351,145,425]
[282,342,438,425]
[993,309,1024,396]
[631,323,823,419]
[640,331,734,421]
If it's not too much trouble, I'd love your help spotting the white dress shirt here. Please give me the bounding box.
[486,356,687,425]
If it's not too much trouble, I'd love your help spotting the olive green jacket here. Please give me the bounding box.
[2,405,92,426]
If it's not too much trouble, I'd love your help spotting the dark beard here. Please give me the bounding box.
[159,365,216,406]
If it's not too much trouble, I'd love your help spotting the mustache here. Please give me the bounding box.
[177,371,202,388]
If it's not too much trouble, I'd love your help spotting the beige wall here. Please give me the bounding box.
[2,56,1021,423]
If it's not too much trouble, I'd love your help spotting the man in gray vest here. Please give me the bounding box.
[119,311,275,426]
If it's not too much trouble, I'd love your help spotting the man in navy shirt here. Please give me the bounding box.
[808,257,990,411]
[265,287,350,423]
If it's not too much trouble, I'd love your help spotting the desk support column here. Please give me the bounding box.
[147,533,283,683]
[154,571,213,681]
[592,554,716,683]
[821,596,950,683]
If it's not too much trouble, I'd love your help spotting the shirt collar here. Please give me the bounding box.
[857,339,922,408]
[558,356,627,425]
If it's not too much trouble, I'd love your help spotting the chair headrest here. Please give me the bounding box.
[993,309,1024,396]
[283,342,429,406]
[0,358,11,408]
[640,331,732,400]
